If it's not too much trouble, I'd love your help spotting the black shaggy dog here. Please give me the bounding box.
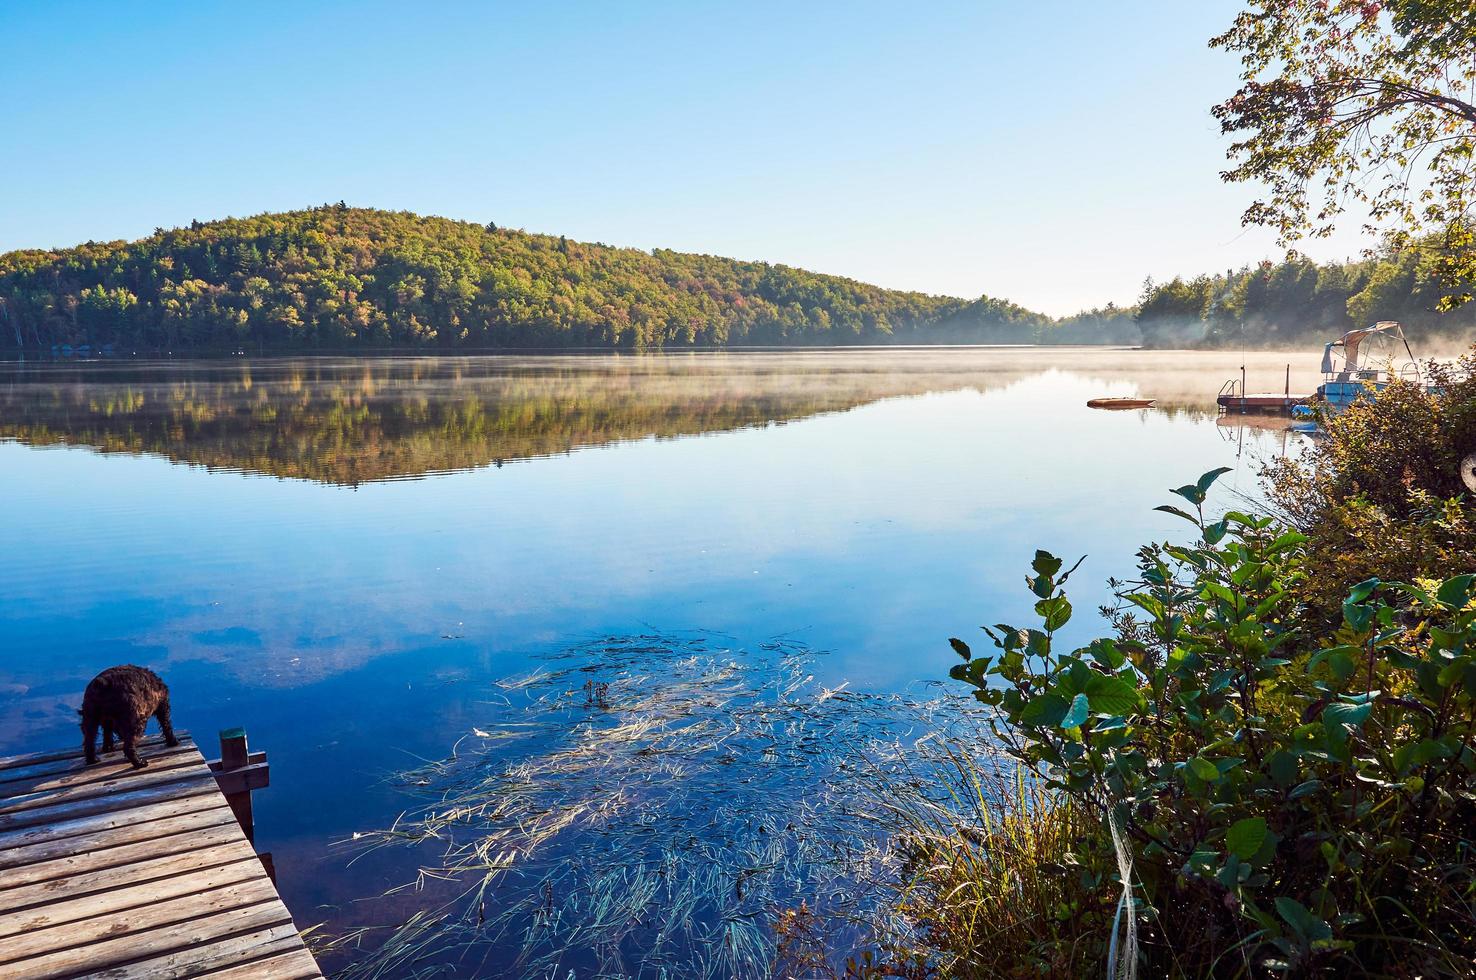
[81,665,179,769]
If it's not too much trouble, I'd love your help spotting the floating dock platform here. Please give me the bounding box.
[0,731,322,979]
[1216,392,1308,414]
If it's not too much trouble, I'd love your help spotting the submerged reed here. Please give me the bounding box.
[316,632,997,979]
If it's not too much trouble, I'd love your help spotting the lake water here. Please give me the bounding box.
[0,347,1320,974]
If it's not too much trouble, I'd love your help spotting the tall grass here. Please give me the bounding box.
[864,742,1109,978]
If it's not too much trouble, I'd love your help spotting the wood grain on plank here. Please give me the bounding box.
[0,770,218,834]
[0,839,259,915]
[0,751,206,814]
[0,785,221,853]
[0,735,195,787]
[89,920,307,980]
[193,946,326,980]
[0,733,187,774]
[0,876,281,966]
[0,802,235,872]
[0,856,265,939]
[12,898,293,979]
[0,818,245,891]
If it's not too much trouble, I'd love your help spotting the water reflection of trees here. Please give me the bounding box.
[0,356,954,485]
[0,351,1315,486]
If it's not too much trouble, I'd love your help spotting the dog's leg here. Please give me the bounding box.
[156,699,179,748]
[122,722,148,769]
[82,711,99,765]
[101,722,115,754]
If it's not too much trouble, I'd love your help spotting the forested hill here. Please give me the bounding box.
[0,206,1089,352]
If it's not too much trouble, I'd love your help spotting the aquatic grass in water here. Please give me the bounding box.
[319,632,991,979]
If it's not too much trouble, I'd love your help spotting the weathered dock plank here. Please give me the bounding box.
[0,732,322,979]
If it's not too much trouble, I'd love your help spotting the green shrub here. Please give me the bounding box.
[1301,350,1476,512]
[949,469,1476,976]
[1266,349,1476,621]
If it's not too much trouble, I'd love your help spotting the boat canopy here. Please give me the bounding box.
[1321,321,1409,375]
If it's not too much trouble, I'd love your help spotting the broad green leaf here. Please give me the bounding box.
[1288,779,1322,800]
[1275,897,1332,942]
[1342,601,1376,632]
[1416,661,1443,699]
[1034,596,1072,632]
[1196,466,1234,495]
[1061,692,1089,729]
[1020,693,1070,728]
[1429,626,1464,651]
[1031,550,1062,578]
[1062,660,1092,695]
[949,637,971,661]
[1187,756,1220,782]
[1399,738,1453,771]
[1437,574,1476,609]
[1203,582,1237,606]
[1346,577,1381,603]
[1185,849,1219,879]
[1308,644,1359,683]
[1270,530,1309,551]
[1153,503,1199,523]
[1084,673,1140,715]
[993,625,1024,652]
[1226,816,1268,860]
[1087,638,1126,669]
[1215,853,1244,888]
[1171,484,1207,506]
[1268,750,1298,786]
[1323,701,1372,728]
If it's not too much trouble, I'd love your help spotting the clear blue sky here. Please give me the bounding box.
[0,1,1368,316]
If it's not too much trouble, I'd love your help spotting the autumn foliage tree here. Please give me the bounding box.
[1213,1,1476,309]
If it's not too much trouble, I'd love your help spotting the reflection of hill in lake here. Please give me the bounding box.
[0,350,1322,486]
[0,355,954,485]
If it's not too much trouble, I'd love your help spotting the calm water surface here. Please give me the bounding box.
[0,347,1319,973]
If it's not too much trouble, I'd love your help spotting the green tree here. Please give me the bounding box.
[1213,1,1476,308]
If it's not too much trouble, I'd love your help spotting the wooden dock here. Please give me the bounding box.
[0,731,322,979]
[1216,391,1308,414]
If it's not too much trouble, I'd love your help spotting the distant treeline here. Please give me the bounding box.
[3,205,1470,353]
[0,206,1084,352]
[1136,250,1476,348]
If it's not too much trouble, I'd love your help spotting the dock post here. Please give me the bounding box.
[208,725,274,878]
[218,726,255,842]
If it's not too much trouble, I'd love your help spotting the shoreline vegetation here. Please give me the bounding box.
[4,206,1476,356]
[916,357,1476,976]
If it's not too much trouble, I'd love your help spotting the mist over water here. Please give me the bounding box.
[0,347,1314,974]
